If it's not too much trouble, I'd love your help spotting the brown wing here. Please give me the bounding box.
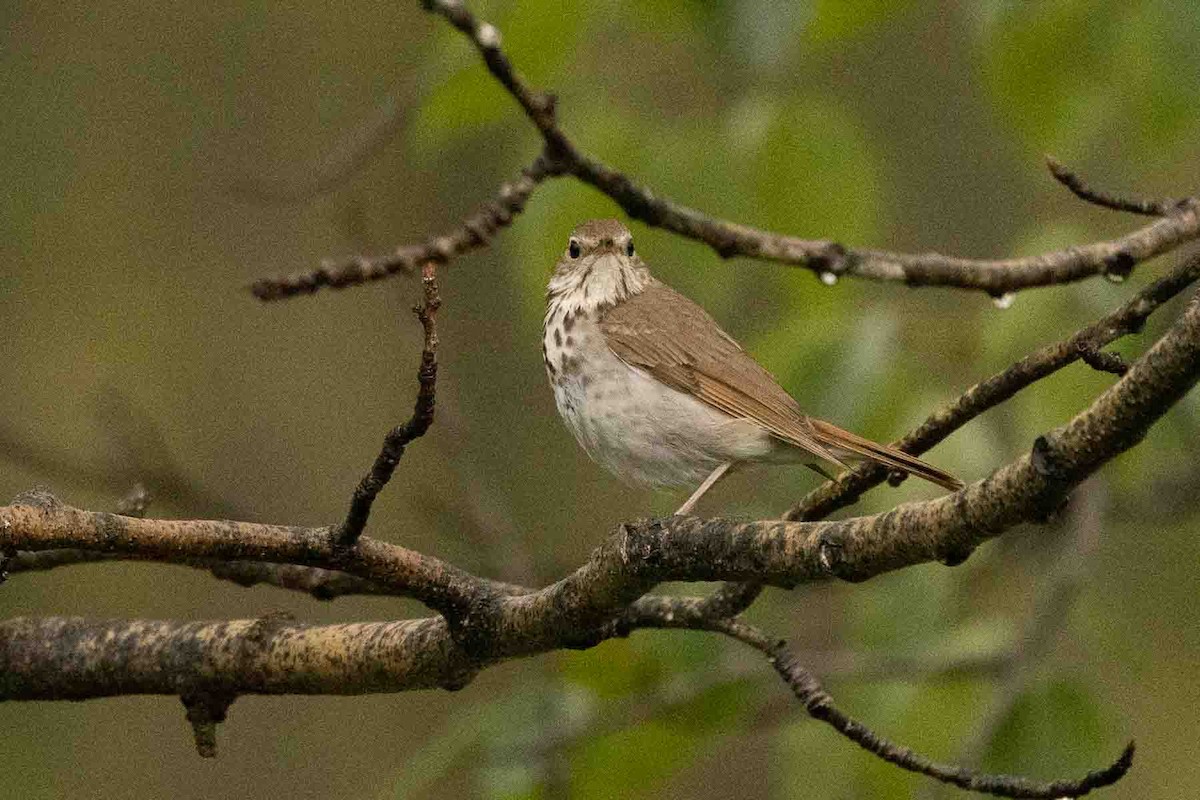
[808,418,963,491]
[599,280,964,491]
[599,280,845,467]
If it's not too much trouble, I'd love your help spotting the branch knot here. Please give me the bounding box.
[180,691,236,758]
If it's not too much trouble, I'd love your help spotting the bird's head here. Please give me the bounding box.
[547,219,649,313]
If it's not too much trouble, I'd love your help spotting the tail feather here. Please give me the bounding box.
[808,419,964,492]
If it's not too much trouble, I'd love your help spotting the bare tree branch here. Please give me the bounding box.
[250,155,556,300]
[1077,344,1130,376]
[250,0,1200,299]
[24,253,1198,634]
[6,549,394,601]
[692,250,1200,618]
[5,295,1193,797]
[938,482,1111,789]
[715,619,1132,799]
[337,262,442,546]
[8,2,1200,792]
[787,249,1200,523]
[4,287,1199,701]
[1046,155,1185,217]
[0,614,472,697]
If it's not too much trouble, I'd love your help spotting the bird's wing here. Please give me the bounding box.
[598,279,846,466]
[599,280,964,491]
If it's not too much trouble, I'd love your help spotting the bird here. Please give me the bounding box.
[542,218,963,515]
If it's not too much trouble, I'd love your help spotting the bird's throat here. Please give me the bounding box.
[545,253,650,324]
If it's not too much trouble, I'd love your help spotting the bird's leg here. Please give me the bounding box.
[675,462,733,516]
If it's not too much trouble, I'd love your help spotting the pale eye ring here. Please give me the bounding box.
[625,239,635,257]
[568,239,581,259]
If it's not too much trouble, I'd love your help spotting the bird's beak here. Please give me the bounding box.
[592,252,623,273]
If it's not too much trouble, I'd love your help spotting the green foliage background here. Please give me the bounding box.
[1,1,1198,798]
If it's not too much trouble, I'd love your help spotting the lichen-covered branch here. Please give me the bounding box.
[4,289,1198,704]
[4,269,1194,800]
[8,2,1199,792]
[0,490,520,618]
[0,615,470,699]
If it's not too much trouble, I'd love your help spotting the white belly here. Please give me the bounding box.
[543,308,775,488]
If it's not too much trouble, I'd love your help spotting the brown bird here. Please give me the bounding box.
[543,219,963,515]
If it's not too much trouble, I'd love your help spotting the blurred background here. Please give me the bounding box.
[2,1,1199,797]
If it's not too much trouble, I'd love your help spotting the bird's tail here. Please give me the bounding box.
[808,418,964,492]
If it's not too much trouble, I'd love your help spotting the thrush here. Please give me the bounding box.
[543,218,963,515]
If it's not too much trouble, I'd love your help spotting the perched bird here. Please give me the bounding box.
[543,218,963,515]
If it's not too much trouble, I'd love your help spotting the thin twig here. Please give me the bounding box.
[251,155,556,300]
[698,251,1200,614]
[252,1,1200,298]
[7,549,397,601]
[1046,155,1183,217]
[204,561,391,599]
[739,625,1134,799]
[336,262,442,547]
[7,4,1200,788]
[533,638,1014,765]
[787,250,1200,522]
[5,285,1196,793]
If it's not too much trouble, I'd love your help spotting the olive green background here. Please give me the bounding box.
[2,1,1198,798]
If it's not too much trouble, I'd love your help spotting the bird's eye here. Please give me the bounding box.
[625,239,635,257]
[568,240,581,259]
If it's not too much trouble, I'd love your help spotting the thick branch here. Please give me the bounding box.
[4,289,1199,700]
[0,490,519,618]
[0,615,471,698]
[703,253,1200,615]
[30,255,1199,620]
